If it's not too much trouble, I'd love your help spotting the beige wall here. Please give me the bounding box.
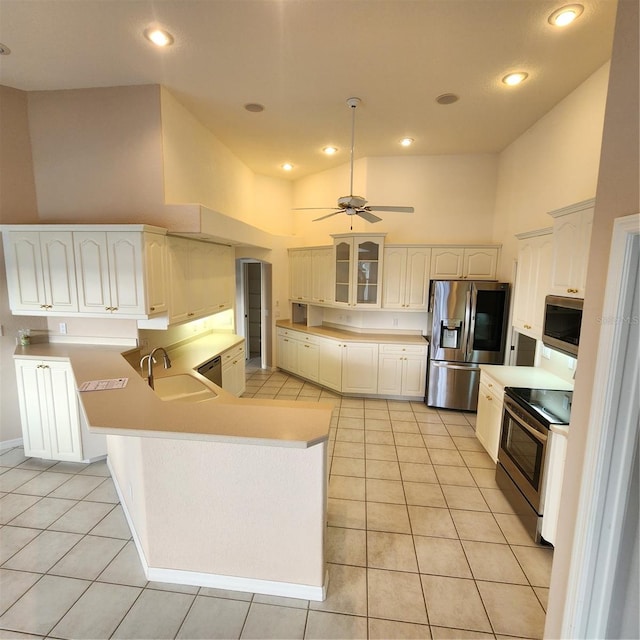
[545,0,639,636]
[493,63,610,281]
[291,154,499,245]
[0,86,46,444]
[28,85,166,222]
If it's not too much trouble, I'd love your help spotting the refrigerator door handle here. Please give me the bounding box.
[465,284,478,359]
[462,288,472,357]
[431,362,480,371]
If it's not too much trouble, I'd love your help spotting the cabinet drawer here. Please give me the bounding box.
[276,328,318,345]
[221,343,245,363]
[379,343,428,356]
[479,372,504,397]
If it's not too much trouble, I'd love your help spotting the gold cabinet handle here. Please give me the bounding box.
[150,306,155,312]
[187,312,194,317]
[486,395,492,400]
[219,304,225,308]
[566,288,579,294]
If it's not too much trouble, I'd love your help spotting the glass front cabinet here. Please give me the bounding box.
[331,233,386,308]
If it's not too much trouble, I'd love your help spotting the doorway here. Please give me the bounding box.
[237,259,272,371]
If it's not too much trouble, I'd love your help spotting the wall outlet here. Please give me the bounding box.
[59,322,67,334]
[542,346,552,360]
[568,358,576,370]
[392,317,399,327]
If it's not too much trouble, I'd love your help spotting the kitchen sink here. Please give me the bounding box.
[152,374,217,403]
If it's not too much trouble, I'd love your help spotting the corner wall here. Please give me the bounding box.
[545,0,640,635]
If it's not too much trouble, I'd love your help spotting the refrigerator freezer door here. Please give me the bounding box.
[427,360,481,411]
[430,280,472,362]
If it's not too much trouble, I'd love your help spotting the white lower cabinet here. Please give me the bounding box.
[297,338,319,383]
[377,344,428,398]
[221,342,246,397]
[318,337,343,391]
[341,342,379,395]
[14,358,106,462]
[475,370,504,462]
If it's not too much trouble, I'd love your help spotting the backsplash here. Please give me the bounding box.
[536,341,577,384]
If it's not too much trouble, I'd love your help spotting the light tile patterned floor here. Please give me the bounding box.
[0,364,552,639]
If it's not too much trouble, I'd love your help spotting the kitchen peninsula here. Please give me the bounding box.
[16,338,332,601]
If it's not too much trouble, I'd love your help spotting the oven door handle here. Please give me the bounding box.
[504,405,548,445]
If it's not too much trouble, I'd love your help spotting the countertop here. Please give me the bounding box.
[15,334,332,449]
[276,320,429,346]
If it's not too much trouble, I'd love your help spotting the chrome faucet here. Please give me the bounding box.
[140,347,172,389]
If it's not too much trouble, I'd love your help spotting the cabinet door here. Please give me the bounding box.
[298,342,319,382]
[512,239,536,335]
[475,383,503,462]
[405,247,431,308]
[318,338,342,391]
[40,232,78,313]
[353,238,382,307]
[381,247,406,309]
[4,232,46,311]
[289,249,312,302]
[431,248,464,279]
[342,343,378,394]
[211,244,235,312]
[377,351,404,395]
[277,332,299,374]
[402,354,428,397]
[311,248,333,303]
[168,237,191,323]
[333,240,352,306]
[550,208,592,297]
[463,248,497,280]
[74,232,112,313]
[15,360,51,458]
[144,233,167,314]
[531,235,553,337]
[45,362,83,462]
[107,232,146,315]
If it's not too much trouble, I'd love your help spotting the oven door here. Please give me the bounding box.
[498,395,548,512]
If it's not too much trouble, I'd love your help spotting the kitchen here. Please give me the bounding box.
[0,1,638,639]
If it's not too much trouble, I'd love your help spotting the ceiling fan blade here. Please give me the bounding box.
[292,207,341,211]
[367,206,415,213]
[313,211,342,222]
[356,210,382,223]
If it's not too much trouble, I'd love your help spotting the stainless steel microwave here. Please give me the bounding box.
[542,295,583,357]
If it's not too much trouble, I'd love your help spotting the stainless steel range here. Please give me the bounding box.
[496,386,572,545]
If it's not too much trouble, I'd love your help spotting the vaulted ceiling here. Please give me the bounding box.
[0,0,617,179]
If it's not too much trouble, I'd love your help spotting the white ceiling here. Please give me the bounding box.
[0,0,617,180]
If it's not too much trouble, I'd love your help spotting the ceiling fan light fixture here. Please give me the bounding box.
[323,146,338,155]
[400,137,414,147]
[244,103,265,113]
[502,71,529,86]
[143,27,174,47]
[548,4,584,26]
[281,163,294,171]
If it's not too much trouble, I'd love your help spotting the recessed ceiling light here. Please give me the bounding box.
[0,43,11,55]
[244,103,265,113]
[400,138,414,147]
[548,4,584,26]
[502,71,529,86]
[143,28,174,47]
[322,146,338,155]
[281,163,294,171]
[436,93,459,105]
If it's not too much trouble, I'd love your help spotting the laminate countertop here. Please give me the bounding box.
[15,334,332,449]
[479,364,574,391]
[276,320,429,345]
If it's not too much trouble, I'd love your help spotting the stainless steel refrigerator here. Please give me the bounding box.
[426,280,510,411]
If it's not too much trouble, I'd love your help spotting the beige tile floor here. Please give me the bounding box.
[0,364,553,639]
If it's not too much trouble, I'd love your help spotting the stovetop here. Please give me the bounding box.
[505,387,573,427]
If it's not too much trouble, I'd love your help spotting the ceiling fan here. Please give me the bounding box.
[294,97,415,225]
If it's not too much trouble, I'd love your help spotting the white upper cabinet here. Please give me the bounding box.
[311,247,334,304]
[512,229,553,340]
[289,249,312,302]
[3,230,78,314]
[74,230,160,316]
[382,246,431,310]
[430,247,499,280]
[332,233,385,308]
[549,199,594,298]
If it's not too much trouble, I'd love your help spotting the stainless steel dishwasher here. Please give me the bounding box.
[197,356,222,386]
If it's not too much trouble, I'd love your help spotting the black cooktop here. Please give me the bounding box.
[505,387,573,427]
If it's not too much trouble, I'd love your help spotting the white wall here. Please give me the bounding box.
[492,63,610,280]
